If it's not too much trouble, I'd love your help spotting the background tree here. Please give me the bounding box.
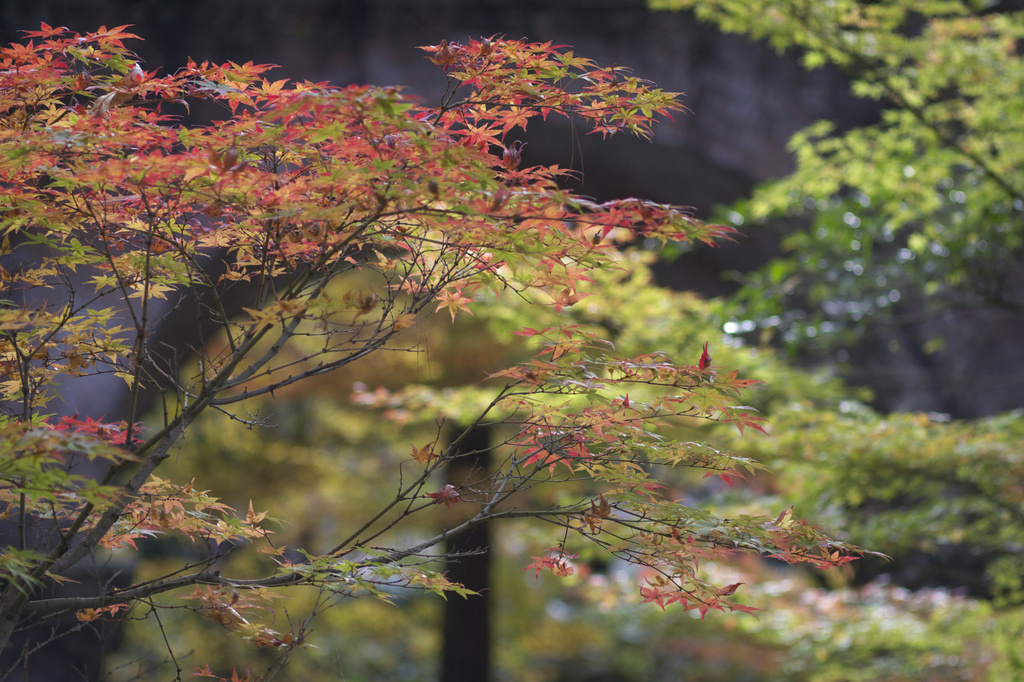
[655,0,1024,416]
[0,25,864,679]
[634,0,1024,679]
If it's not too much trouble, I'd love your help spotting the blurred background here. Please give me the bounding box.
[3,1,1024,680]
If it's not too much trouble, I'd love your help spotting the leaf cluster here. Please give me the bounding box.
[656,0,1024,357]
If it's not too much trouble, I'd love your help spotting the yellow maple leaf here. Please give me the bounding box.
[246,500,268,525]
[411,441,437,465]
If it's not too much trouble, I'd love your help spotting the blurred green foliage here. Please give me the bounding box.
[655,0,1024,360]
[109,251,1024,680]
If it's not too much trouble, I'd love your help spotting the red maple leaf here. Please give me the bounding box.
[426,484,462,508]
[698,341,711,370]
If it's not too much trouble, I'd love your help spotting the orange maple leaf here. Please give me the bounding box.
[435,288,475,322]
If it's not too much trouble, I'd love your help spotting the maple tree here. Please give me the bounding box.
[0,24,869,677]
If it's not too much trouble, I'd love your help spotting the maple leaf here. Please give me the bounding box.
[245,500,268,525]
[698,341,712,370]
[410,441,437,465]
[524,549,579,578]
[392,312,419,330]
[511,326,553,337]
[435,287,475,322]
[426,484,461,508]
[639,582,671,610]
[702,468,746,488]
[582,494,611,533]
[717,582,743,597]
[76,603,129,623]
[500,107,535,136]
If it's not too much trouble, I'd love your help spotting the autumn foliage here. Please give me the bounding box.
[0,24,865,675]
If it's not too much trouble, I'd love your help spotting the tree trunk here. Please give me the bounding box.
[440,425,492,682]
